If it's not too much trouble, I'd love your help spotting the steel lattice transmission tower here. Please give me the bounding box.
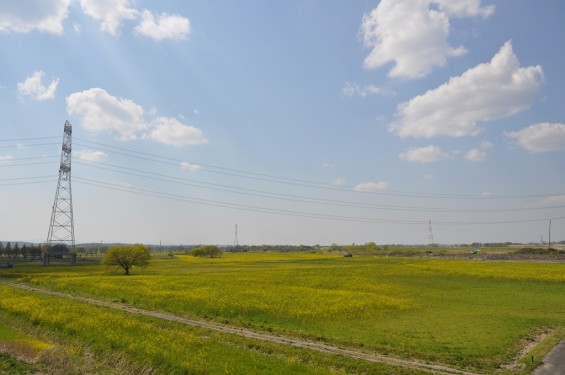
[46,121,75,253]
[428,220,435,245]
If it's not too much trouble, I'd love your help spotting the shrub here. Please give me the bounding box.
[189,245,223,258]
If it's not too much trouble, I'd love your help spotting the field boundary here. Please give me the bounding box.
[1,281,482,375]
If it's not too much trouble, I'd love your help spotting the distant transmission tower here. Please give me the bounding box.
[234,224,239,246]
[45,121,76,264]
[428,220,435,245]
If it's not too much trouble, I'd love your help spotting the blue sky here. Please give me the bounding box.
[1,0,564,246]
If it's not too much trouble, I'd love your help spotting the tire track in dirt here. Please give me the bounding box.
[1,281,482,375]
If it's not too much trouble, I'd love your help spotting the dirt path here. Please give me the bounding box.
[1,281,481,375]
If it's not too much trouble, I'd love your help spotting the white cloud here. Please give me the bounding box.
[479,141,494,149]
[67,88,208,146]
[180,161,201,171]
[399,145,448,162]
[465,140,493,162]
[0,155,13,164]
[434,0,495,18]
[505,123,565,153]
[79,0,138,35]
[482,191,492,197]
[66,88,147,141]
[74,150,108,162]
[17,71,59,101]
[465,148,487,162]
[540,195,565,206]
[135,9,190,41]
[334,177,346,186]
[1,1,191,40]
[342,82,394,97]
[0,0,69,34]
[354,181,389,192]
[149,117,208,146]
[390,42,543,138]
[361,0,480,79]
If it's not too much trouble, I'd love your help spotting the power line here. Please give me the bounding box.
[74,160,565,214]
[73,138,564,200]
[3,136,563,200]
[73,177,565,226]
[73,177,425,224]
[0,136,60,143]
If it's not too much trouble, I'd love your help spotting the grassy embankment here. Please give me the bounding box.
[1,252,564,374]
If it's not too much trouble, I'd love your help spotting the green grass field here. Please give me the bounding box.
[1,252,564,374]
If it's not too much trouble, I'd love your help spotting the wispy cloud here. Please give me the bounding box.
[180,161,201,171]
[354,181,389,192]
[0,155,13,164]
[540,195,565,206]
[399,145,449,162]
[342,82,394,97]
[334,177,346,186]
[74,150,108,162]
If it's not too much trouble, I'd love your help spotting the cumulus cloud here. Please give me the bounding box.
[399,145,448,162]
[74,150,108,162]
[149,117,208,146]
[17,71,59,101]
[135,9,190,40]
[0,0,69,34]
[0,1,191,40]
[360,0,495,79]
[505,123,565,153]
[66,88,208,147]
[79,0,138,35]
[389,42,543,138]
[342,82,394,97]
[354,181,389,192]
[66,88,147,141]
[180,161,201,171]
[465,141,493,162]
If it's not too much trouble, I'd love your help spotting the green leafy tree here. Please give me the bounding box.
[101,244,151,275]
[189,245,223,258]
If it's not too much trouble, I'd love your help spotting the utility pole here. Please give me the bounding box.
[234,224,239,246]
[548,219,552,250]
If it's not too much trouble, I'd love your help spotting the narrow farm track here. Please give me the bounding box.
[1,281,482,375]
